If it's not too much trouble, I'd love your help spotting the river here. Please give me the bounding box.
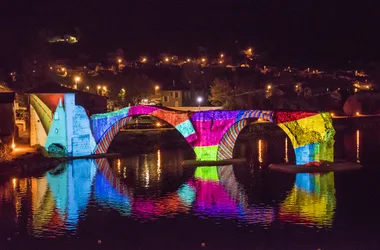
[0,127,379,249]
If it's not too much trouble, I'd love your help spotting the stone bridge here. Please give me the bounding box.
[30,93,335,165]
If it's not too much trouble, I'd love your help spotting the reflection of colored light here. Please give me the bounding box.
[356,130,360,163]
[258,139,263,164]
[132,193,187,219]
[144,155,149,188]
[285,137,289,163]
[47,160,96,229]
[177,184,196,205]
[157,150,161,178]
[192,179,239,216]
[279,173,336,227]
[117,159,121,173]
[94,172,131,216]
[194,167,219,181]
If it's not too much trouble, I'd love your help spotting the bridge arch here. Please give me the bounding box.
[216,110,335,165]
[92,105,197,154]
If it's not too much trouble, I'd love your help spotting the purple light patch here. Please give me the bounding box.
[128,105,160,116]
[191,110,241,121]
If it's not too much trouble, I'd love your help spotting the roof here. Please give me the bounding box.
[0,84,14,93]
[0,84,15,103]
[26,81,103,98]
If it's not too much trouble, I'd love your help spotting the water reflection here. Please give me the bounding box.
[356,130,360,163]
[192,166,274,225]
[279,173,336,228]
[0,143,348,239]
[285,137,289,163]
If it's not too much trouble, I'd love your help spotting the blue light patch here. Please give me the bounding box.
[175,120,196,138]
[294,142,320,165]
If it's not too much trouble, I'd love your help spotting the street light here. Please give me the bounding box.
[155,85,159,90]
[267,85,272,90]
[197,96,203,110]
[220,53,224,58]
[74,76,81,89]
[141,57,147,63]
[86,86,90,91]
[164,57,169,62]
[118,58,122,64]
[187,58,191,62]
[201,58,206,63]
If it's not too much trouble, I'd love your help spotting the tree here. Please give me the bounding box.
[181,62,203,96]
[208,78,234,107]
[15,29,52,90]
[118,88,127,106]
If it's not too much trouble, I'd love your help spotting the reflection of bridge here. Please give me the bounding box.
[279,173,336,227]
[31,93,335,165]
[5,160,337,234]
[30,159,274,230]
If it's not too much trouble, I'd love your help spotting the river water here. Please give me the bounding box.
[1,128,380,249]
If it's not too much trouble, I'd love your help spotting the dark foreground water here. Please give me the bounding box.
[1,128,380,249]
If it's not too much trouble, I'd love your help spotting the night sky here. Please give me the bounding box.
[1,0,379,68]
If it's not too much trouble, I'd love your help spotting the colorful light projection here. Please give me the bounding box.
[279,173,336,228]
[33,91,334,165]
[274,112,335,165]
[191,110,273,161]
[30,93,97,156]
[91,105,197,154]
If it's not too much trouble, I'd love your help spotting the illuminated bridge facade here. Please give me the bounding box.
[30,93,335,165]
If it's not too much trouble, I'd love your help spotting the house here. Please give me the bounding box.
[0,84,16,149]
[159,89,183,107]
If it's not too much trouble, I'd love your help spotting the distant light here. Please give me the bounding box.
[156,122,162,127]
[356,112,360,116]
[143,98,148,103]
[201,58,206,63]
[61,67,66,72]
[121,88,125,92]
[97,85,101,90]
[49,66,53,70]
[219,60,223,64]
[86,86,90,90]
[187,58,191,62]
[141,57,147,63]
[75,76,81,82]
[330,113,334,117]
[155,85,159,90]
[220,53,224,58]
[103,86,107,91]
[267,85,272,90]
[165,57,169,62]
[197,97,203,103]
[12,142,16,150]
[118,58,122,63]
